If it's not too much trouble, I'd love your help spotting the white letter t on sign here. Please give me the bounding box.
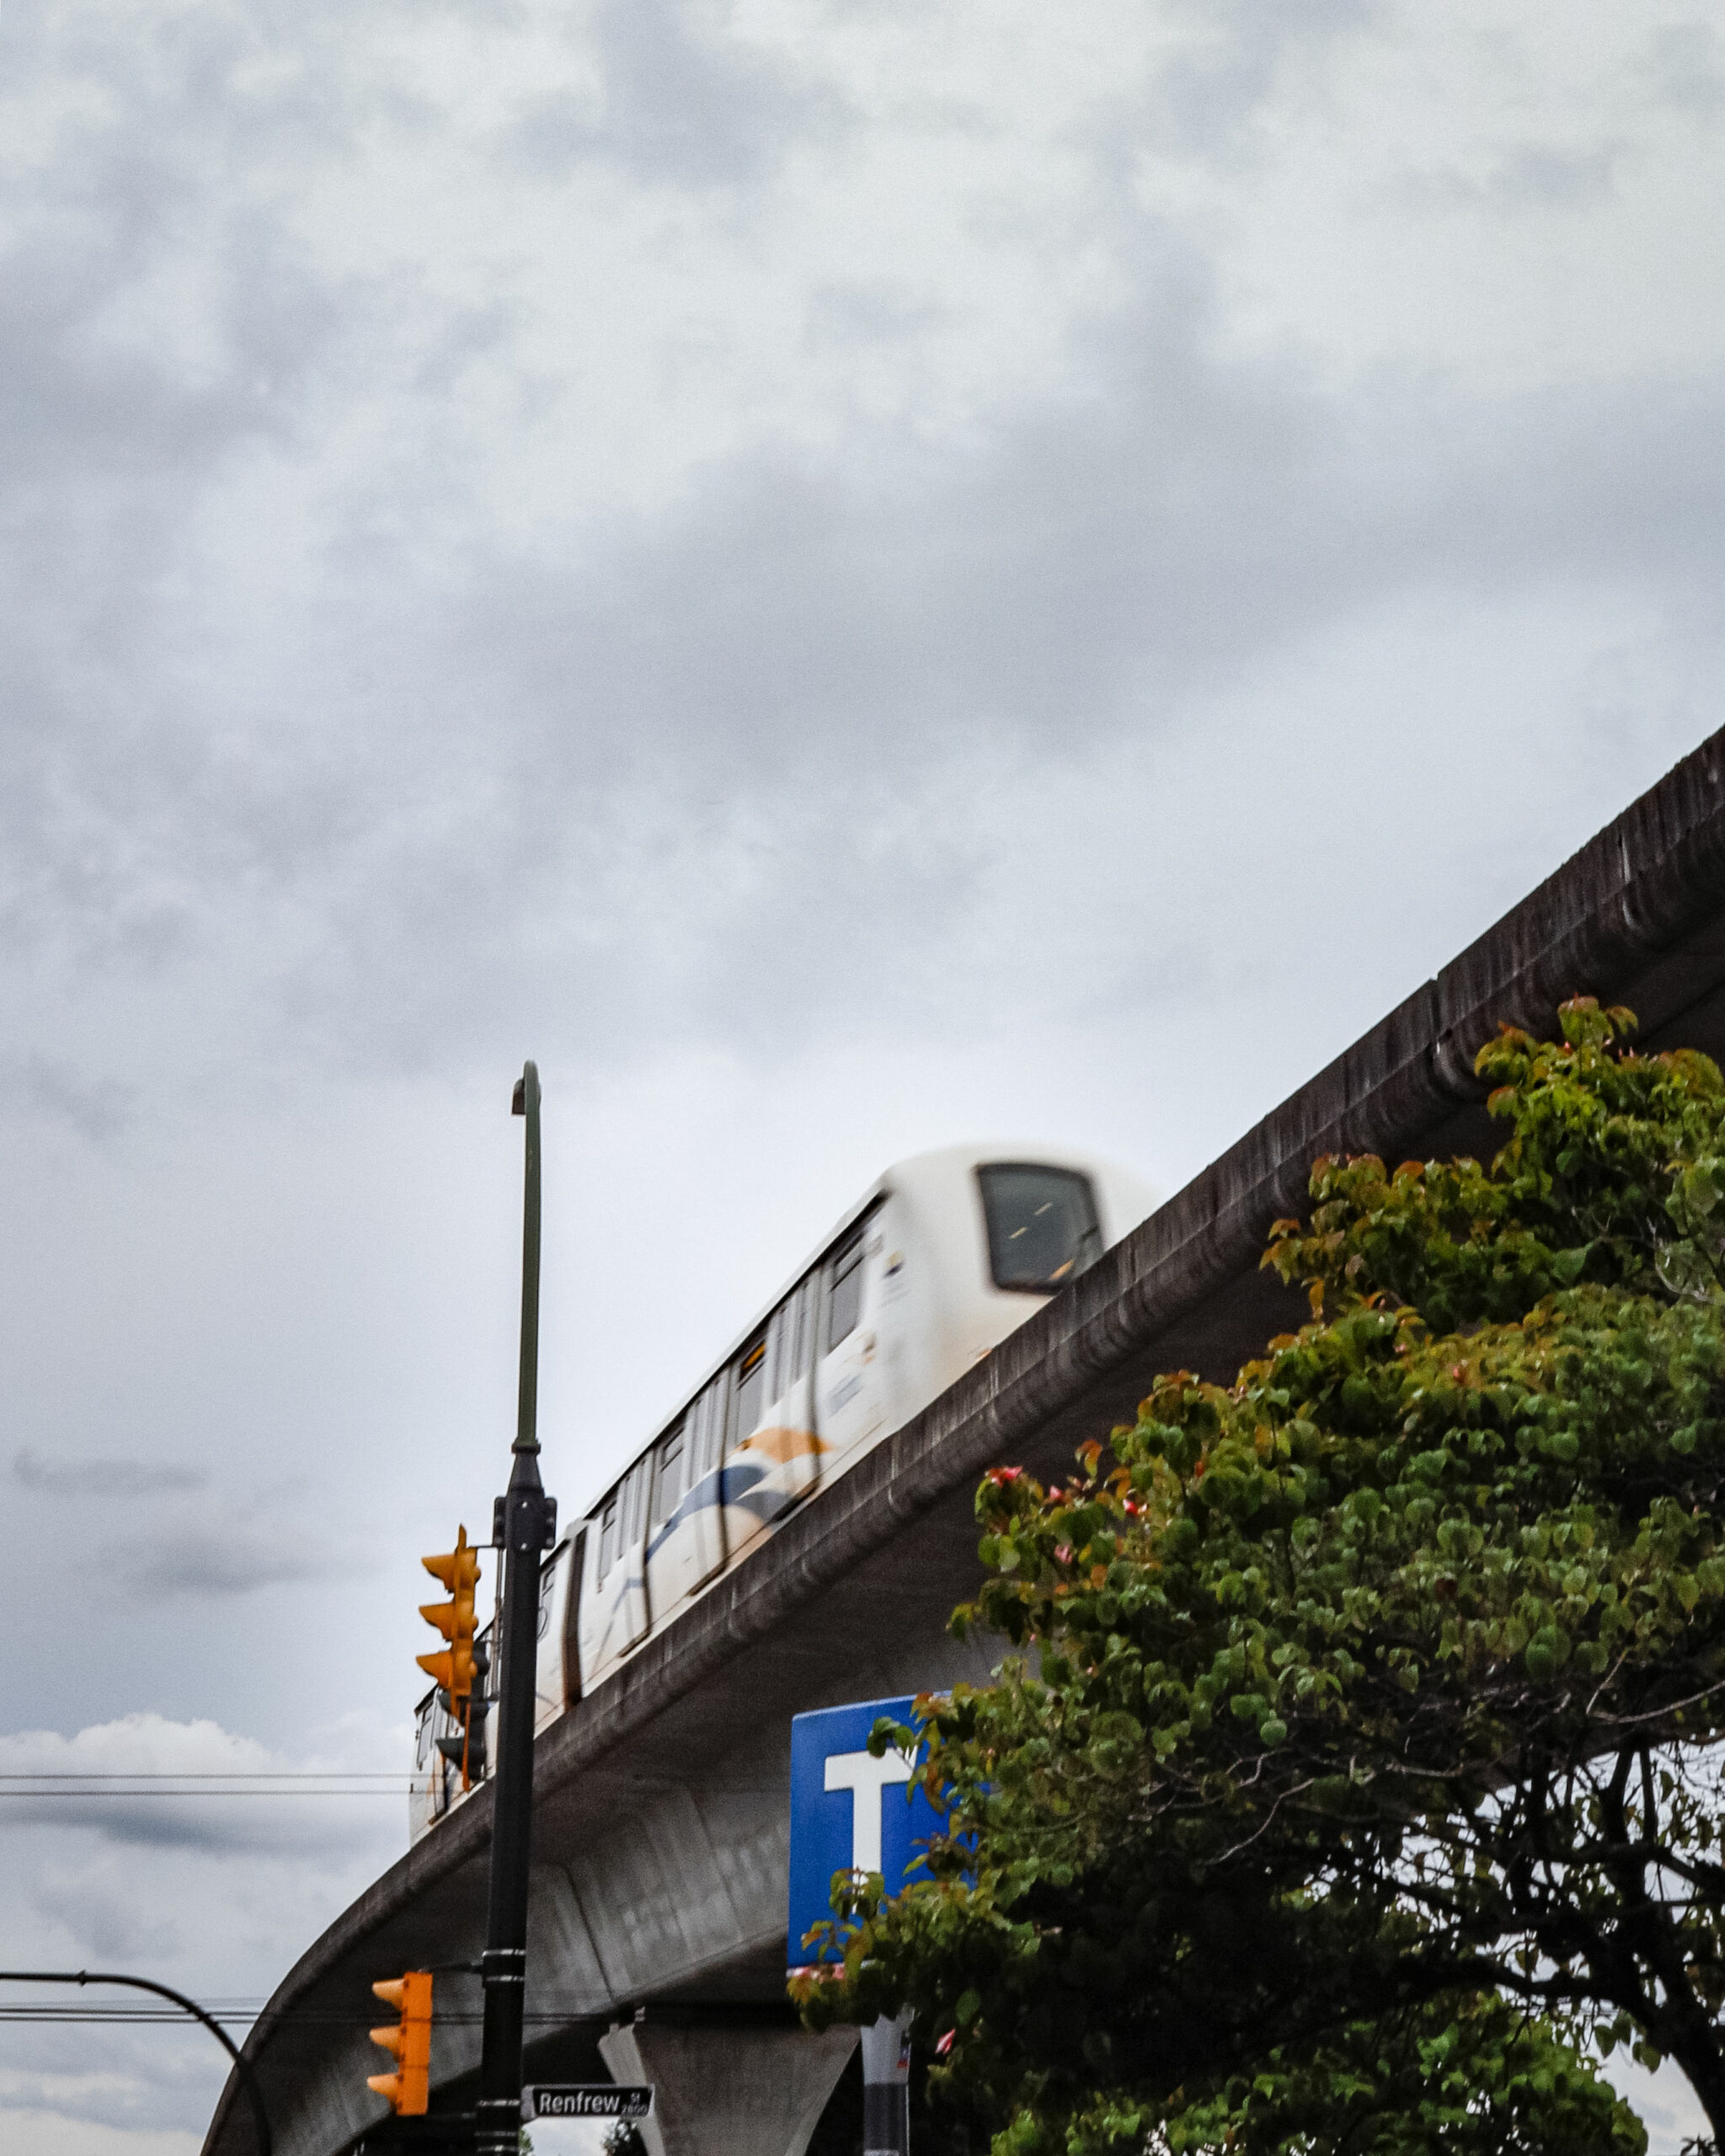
[824,1747,914,1874]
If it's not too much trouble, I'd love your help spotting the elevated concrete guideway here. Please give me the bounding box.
[208,731,1725,2156]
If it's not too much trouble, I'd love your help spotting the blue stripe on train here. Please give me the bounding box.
[641,1458,805,1565]
[644,1459,767,1554]
[592,1465,804,1663]
[645,1464,731,1562]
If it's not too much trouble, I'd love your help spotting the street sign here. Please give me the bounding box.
[788,1694,943,1970]
[522,2086,653,2121]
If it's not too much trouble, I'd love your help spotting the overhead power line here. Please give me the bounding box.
[0,1773,411,1796]
[0,2006,602,2025]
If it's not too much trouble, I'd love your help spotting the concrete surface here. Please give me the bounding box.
[597,2020,857,2156]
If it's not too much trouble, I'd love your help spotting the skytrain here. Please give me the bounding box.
[411,1143,1156,1840]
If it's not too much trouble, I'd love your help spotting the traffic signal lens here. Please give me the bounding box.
[414,1642,475,1695]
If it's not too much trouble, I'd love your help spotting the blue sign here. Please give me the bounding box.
[787,1694,943,1970]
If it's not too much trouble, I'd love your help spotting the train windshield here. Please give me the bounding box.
[978,1164,1102,1294]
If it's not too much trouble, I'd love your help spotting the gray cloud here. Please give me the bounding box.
[506,0,836,188]
[14,1449,205,1497]
[0,0,353,1005]
[2,1784,386,1856]
[97,1516,334,1600]
[1147,0,1381,159]
[1641,22,1725,122]
[2,0,1718,1117]
[0,1059,139,1139]
[1398,141,1627,214]
[233,323,1725,1078]
[29,1863,184,1957]
[10,216,1725,1088]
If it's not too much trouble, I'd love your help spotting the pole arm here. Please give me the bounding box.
[0,1969,272,2156]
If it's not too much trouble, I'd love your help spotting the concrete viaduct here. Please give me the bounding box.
[206,728,1725,2156]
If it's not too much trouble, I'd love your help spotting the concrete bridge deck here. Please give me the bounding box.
[206,728,1725,2156]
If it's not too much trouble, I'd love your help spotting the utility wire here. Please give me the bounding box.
[0,1772,408,1782]
[0,1773,414,1796]
[0,2008,601,2025]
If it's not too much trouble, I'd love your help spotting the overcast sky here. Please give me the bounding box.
[3,1,1724,2149]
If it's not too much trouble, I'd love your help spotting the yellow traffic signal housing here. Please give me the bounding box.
[367,1970,432,2114]
[417,1526,480,1705]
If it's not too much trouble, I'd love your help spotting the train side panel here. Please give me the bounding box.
[719,1267,826,1566]
[576,1455,650,1691]
[535,1533,576,1731]
[640,1377,729,1648]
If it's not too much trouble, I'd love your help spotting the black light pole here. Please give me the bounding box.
[474,1062,558,2156]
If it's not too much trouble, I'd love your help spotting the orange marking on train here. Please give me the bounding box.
[733,1425,826,1463]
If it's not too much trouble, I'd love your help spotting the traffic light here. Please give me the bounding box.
[366,1970,432,2114]
[418,1525,480,1700]
[419,1526,483,1790]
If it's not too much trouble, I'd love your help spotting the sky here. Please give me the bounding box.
[2,0,1724,2148]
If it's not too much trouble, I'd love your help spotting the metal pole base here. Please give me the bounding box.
[863,2083,910,2156]
[356,2118,478,2154]
[472,2095,521,2153]
[860,2012,911,2156]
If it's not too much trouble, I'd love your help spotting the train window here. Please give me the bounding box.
[766,1305,789,1402]
[623,1460,648,1544]
[827,1231,867,1349]
[596,1494,619,1583]
[692,1380,724,1481]
[731,1337,766,1447]
[792,1277,815,1381]
[653,1425,686,1526]
[537,1544,563,1640]
[978,1165,1103,1294]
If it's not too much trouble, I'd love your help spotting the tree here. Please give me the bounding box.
[796,1001,1725,2154]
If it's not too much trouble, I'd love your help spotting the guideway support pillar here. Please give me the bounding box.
[598,2019,857,2156]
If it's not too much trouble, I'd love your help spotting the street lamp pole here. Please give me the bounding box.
[0,1970,271,2156]
[474,1061,557,2156]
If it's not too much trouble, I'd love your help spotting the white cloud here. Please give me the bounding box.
[0,1719,403,2142]
[0,1713,400,1849]
[0,2108,199,2156]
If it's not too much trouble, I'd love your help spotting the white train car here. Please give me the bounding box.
[410,1142,1154,1841]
